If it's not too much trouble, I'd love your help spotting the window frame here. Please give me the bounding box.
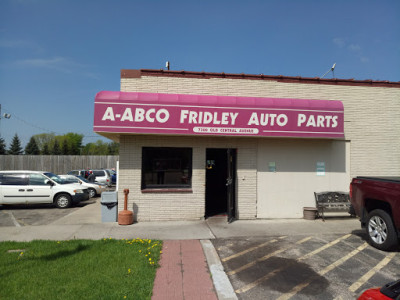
[0,173,29,186]
[93,170,105,177]
[141,147,193,192]
[29,173,49,186]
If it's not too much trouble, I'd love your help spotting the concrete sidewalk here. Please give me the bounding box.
[0,199,360,300]
[0,215,361,241]
[0,198,361,241]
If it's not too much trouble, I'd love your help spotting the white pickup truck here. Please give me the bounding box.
[0,171,89,208]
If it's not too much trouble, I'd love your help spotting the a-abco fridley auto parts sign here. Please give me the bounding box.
[93,91,344,139]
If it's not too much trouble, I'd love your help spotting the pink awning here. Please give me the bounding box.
[94,91,344,139]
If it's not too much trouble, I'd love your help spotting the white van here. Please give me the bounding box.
[0,171,89,208]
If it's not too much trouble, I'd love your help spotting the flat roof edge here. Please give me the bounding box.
[121,69,400,88]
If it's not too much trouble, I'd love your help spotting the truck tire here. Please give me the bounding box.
[366,209,398,251]
[54,193,72,209]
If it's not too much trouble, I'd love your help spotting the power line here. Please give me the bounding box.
[2,107,60,135]
[1,107,113,144]
[2,107,103,138]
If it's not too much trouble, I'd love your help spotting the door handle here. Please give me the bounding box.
[18,189,25,192]
[27,189,33,192]
[226,178,232,186]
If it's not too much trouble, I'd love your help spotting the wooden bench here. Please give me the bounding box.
[314,191,352,220]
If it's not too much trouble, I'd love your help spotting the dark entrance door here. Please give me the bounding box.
[226,148,236,223]
[205,148,236,222]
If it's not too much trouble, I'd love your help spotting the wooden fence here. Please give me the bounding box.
[0,155,119,175]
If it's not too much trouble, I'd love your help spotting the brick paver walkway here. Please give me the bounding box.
[152,240,218,300]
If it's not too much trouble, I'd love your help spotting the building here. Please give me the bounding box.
[94,69,400,221]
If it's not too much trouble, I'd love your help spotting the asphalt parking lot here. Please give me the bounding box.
[1,201,399,300]
[212,233,400,300]
[0,197,99,226]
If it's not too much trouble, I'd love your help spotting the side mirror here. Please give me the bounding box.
[45,179,54,186]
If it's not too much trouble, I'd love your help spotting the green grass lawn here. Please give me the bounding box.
[0,238,162,300]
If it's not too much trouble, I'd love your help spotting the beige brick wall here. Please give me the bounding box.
[118,135,257,221]
[119,75,399,220]
[122,76,400,178]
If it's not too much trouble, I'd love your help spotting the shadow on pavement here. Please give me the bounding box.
[0,199,98,210]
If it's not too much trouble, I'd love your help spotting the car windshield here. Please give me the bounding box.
[43,172,65,184]
[76,175,89,183]
[63,176,79,183]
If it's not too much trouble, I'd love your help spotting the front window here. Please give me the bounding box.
[43,172,64,184]
[76,176,89,183]
[141,147,192,189]
[29,174,48,185]
[63,176,80,184]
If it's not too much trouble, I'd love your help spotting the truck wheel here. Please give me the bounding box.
[55,194,72,209]
[366,209,398,251]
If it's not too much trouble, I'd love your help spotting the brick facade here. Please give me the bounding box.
[115,70,399,221]
[118,135,257,221]
[121,74,400,177]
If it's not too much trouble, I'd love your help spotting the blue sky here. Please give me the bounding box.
[0,0,399,148]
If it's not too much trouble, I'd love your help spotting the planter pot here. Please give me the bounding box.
[118,210,133,225]
[303,207,318,220]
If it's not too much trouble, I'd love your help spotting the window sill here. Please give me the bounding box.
[141,188,193,193]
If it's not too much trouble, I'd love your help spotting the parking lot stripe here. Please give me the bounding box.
[235,235,349,294]
[298,234,351,261]
[319,243,368,276]
[235,238,312,294]
[227,236,310,276]
[276,243,368,300]
[348,252,397,293]
[7,211,21,227]
[236,266,285,293]
[296,236,313,244]
[222,236,287,262]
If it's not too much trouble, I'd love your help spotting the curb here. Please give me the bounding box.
[201,239,238,300]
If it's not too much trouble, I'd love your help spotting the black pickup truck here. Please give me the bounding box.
[350,176,400,251]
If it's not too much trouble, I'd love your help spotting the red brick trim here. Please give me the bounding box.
[121,69,400,88]
[120,69,142,78]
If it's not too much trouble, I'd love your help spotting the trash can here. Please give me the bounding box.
[101,191,118,222]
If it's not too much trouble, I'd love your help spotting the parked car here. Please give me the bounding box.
[0,171,89,208]
[107,169,117,185]
[91,169,112,187]
[350,176,400,251]
[358,279,400,300]
[59,174,107,198]
[67,170,89,178]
